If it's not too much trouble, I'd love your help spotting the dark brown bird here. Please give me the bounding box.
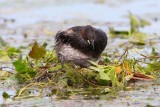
[54,25,107,67]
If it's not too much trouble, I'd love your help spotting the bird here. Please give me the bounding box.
[54,25,107,67]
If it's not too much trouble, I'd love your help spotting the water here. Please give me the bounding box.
[0,0,160,106]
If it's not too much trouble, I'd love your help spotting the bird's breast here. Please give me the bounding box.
[55,43,90,61]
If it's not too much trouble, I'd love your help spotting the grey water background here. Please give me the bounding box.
[0,0,160,106]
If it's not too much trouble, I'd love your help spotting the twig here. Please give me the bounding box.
[117,48,128,63]
[140,54,160,59]
[0,67,15,74]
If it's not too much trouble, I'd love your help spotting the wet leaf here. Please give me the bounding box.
[7,47,21,57]
[0,51,11,63]
[129,12,140,32]
[103,57,111,63]
[89,61,99,66]
[129,12,150,33]
[132,73,155,80]
[109,27,129,38]
[43,51,58,63]
[13,60,27,74]
[104,88,111,93]
[99,71,110,80]
[29,42,46,60]
[129,32,147,45]
[107,67,117,88]
[2,92,10,99]
[89,61,106,69]
[151,47,159,56]
[140,19,151,27]
[89,66,105,72]
[130,41,146,45]
[0,36,7,47]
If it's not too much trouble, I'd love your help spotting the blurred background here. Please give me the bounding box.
[0,0,160,47]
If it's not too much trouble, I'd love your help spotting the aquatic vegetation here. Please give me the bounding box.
[109,12,151,39]
[129,12,151,33]
[0,39,158,100]
[2,92,10,99]
[0,12,159,100]
[0,37,7,48]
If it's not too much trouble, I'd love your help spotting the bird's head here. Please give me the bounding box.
[81,25,95,49]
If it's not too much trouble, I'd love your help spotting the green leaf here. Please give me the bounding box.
[2,92,10,99]
[89,66,105,72]
[89,61,99,66]
[13,60,27,74]
[29,42,46,60]
[99,71,111,80]
[140,19,151,27]
[129,12,140,27]
[129,32,147,45]
[104,57,111,63]
[129,12,140,33]
[104,88,111,93]
[106,67,117,88]
[0,36,7,47]
[7,47,21,56]
[89,61,106,69]
[0,51,11,63]
[129,12,150,33]
[151,47,159,56]
[109,27,129,38]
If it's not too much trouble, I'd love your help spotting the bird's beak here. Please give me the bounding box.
[90,40,94,50]
[87,40,90,44]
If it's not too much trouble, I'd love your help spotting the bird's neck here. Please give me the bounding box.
[81,29,86,40]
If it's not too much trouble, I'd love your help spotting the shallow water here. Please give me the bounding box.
[0,0,160,106]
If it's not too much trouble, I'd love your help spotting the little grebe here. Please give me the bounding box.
[54,25,107,67]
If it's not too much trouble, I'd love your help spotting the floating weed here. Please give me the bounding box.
[0,50,12,63]
[0,39,158,100]
[0,36,7,48]
[89,61,121,89]
[140,19,151,27]
[0,12,158,101]
[129,12,141,33]
[109,27,129,38]
[129,32,147,45]
[2,92,10,99]
[109,12,150,38]
[129,12,150,33]
[28,42,46,60]
[6,47,21,57]
[89,47,156,92]
[146,62,160,74]
[16,82,48,97]
[0,46,22,64]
